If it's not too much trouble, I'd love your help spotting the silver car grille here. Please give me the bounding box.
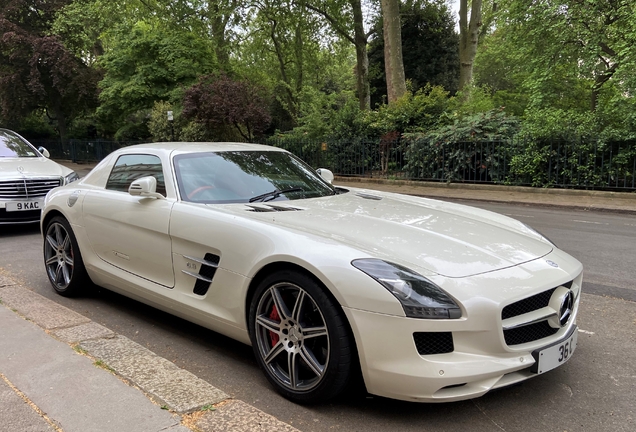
[501,281,573,346]
[0,177,62,199]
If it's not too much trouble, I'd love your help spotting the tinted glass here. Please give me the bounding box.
[174,150,334,204]
[106,154,166,196]
[0,130,38,157]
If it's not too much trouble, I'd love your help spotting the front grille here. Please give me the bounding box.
[0,208,41,223]
[502,288,556,319]
[501,281,574,346]
[504,321,559,346]
[502,281,573,319]
[0,177,62,199]
[413,332,454,355]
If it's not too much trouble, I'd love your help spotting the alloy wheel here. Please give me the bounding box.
[44,222,74,289]
[254,282,330,392]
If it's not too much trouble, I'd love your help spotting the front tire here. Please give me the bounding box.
[43,216,89,297]
[248,270,352,403]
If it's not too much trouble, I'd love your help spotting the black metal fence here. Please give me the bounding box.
[268,137,636,191]
[32,137,636,191]
[30,139,144,163]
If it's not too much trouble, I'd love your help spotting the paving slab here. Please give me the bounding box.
[0,376,54,432]
[0,305,185,432]
[80,335,228,413]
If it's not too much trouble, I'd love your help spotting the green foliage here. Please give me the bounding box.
[96,21,217,137]
[404,109,521,181]
[368,85,452,135]
[448,85,496,117]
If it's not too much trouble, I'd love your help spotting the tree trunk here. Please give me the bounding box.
[351,0,370,110]
[458,0,482,91]
[380,0,406,103]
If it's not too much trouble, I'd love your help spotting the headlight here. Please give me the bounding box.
[352,259,462,319]
[522,223,556,247]
[64,171,80,184]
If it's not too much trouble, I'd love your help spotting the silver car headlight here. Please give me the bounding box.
[64,172,80,184]
[352,259,462,319]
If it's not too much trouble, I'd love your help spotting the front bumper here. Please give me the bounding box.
[342,258,582,403]
[344,306,578,402]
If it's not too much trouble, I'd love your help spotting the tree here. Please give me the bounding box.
[0,0,101,139]
[304,0,376,110]
[369,0,459,106]
[458,0,483,90]
[499,0,636,112]
[182,74,271,140]
[380,0,407,102]
[96,22,217,137]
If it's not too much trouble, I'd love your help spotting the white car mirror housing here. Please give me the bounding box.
[38,147,50,158]
[129,176,164,199]
[316,168,334,184]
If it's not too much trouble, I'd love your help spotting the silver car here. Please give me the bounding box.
[0,128,79,224]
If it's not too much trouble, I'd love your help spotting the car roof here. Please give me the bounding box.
[119,142,287,157]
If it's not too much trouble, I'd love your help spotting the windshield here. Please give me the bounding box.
[174,150,335,204]
[0,129,39,157]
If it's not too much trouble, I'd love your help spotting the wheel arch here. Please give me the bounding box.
[41,209,66,235]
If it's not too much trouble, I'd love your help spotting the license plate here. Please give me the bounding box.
[531,327,578,374]
[5,199,43,212]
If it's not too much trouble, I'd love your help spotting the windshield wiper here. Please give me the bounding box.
[249,187,303,203]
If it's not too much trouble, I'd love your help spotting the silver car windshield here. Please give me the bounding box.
[174,150,335,204]
[0,130,39,158]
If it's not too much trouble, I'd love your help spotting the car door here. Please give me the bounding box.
[82,153,175,287]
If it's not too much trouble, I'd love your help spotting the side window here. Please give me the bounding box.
[106,154,166,196]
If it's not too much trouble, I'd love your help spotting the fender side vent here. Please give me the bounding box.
[190,253,220,296]
[413,332,454,355]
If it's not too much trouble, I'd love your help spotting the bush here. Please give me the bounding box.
[403,109,520,181]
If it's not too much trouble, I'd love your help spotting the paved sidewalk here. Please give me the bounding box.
[0,273,299,432]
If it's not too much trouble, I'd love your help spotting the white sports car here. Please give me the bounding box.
[41,142,582,403]
[0,128,79,224]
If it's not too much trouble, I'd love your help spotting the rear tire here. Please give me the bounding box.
[43,216,89,297]
[248,270,352,403]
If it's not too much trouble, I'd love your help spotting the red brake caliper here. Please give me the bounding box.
[269,305,280,347]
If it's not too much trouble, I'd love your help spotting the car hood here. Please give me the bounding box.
[0,157,71,180]
[217,189,553,278]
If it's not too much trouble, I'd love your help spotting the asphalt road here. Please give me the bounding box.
[1,202,635,432]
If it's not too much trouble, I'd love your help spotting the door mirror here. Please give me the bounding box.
[316,168,334,184]
[129,176,164,199]
[38,147,50,158]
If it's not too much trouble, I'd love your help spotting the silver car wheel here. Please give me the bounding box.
[254,282,330,392]
[44,222,75,289]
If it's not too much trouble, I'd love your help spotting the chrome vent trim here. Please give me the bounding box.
[181,270,213,283]
[0,177,62,199]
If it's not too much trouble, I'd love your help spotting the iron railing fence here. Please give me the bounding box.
[30,139,144,163]
[267,137,636,191]
[28,137,636,191]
